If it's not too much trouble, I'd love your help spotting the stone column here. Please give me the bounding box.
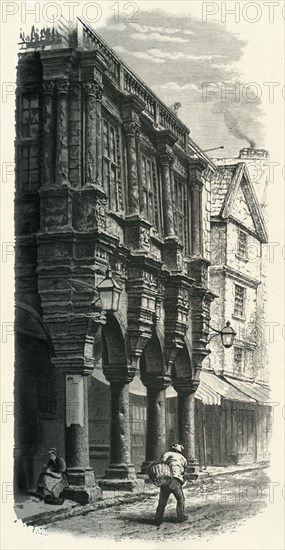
[64,373,97,503]
[95,83,103,187]
[189,164,204,257]
[84,81,97,186]
[141,375,170,473]
[99,366,141,491]
[173,380,199,474]
[105,381,136,479]
[191,181,203,256]
[159,153,175,237]
[42,80,55,186]
[124,121,140,215]
[55,79,69,186]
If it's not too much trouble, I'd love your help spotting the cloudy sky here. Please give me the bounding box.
[96,7,266,158]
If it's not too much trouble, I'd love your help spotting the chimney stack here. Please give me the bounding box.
[239,147,269,160]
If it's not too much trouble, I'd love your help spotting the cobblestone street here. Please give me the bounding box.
[45,468,272,543]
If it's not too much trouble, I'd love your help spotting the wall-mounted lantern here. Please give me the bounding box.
[208,321,236,349]
[96,267,122,312]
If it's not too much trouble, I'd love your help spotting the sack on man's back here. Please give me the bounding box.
[148,460,171,487]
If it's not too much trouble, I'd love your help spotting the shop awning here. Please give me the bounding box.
[224,377,271,405]
[195,371,256,406]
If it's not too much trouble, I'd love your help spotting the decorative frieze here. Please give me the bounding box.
[173,157,188,178]
[95,195,107,230]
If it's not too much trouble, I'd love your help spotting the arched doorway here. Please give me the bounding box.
[14,304,65,495]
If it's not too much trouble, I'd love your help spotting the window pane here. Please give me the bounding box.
[110,127,115,162]
[238,230,247,258]
[234,285,245,317]
[103,121,109,157]
[146,160,151,189]
[234,347,243,373]
[103,159,109,195]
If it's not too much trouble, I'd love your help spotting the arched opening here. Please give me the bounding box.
[168,346,193,450]
[139,332,163,377]
[88,327,110,477]
[14,305,65,496]
[88,314,128,477]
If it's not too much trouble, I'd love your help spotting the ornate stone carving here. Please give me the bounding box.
[123,121,139,137]
[173,158,187,178]
[95,246,108,261]
[42,81,55,185]
[43,80,55,95]
[94,195,107,230]
[84,82,97,185]
[95,83,103,101]
[139,227,150,251]
[190,287,216,371]
[57,79,69,94]
[84,81,96,97]
[158,150,174,166]
[55,86,69,185]
[164,274,194,369]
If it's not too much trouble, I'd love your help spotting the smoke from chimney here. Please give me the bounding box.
[223,109,256,149]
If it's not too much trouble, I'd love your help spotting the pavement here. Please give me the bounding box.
[14,462,269,528]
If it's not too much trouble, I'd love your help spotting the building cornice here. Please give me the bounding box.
[209,265,261,289]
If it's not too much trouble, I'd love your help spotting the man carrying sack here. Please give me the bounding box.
[154,443,188,526]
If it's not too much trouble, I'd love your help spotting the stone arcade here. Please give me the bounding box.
[15,18,271,504]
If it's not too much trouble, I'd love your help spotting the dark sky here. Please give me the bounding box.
[96,8,265,158]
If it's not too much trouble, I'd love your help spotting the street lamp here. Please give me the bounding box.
[96,267,122,312]
[207,321,236,349]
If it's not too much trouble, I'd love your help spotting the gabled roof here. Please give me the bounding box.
[210,162,268,242]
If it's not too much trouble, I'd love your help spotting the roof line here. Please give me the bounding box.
[77,16,190,133]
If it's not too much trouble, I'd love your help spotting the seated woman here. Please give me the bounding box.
[37,447,68,503]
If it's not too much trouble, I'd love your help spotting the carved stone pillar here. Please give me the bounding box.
[173,379,199,474]
[65,374,95,491]
[159,152,175,238]
[141,374,171,473]
[95,83,103,186]
[55,79,69,186]
[122,95,145,217]
[124,121,140,215]
[42,80,55,186]
[191,181,203,257]
[99,366,143,492]
[105,381,135,479]
[191,287,216,373]
[189,162,205,257]
[84,81,97,186]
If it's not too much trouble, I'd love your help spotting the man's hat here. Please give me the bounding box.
[48,447,58,454]
[170,444,184,454]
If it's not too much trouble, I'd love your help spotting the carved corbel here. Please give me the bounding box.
[190,287,216,374]
[164,274,194,370]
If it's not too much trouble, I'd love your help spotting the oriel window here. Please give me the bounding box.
[102,118,123,212]
[21,143,39,192]
[21,93,39,138]
[18,92,40,192]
